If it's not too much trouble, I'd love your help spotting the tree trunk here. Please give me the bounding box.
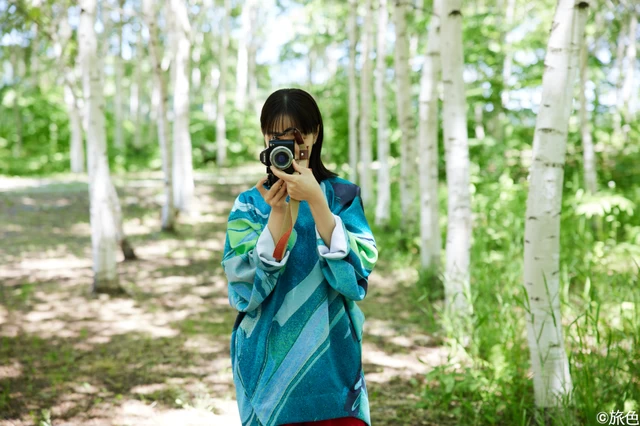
[114,0,125,152]
[236,0,256,111]
[130,29,145,150]
[359,0,374,206]
[170,0,195,215]
[579,40,597,194]
[375,0,390,226]
[10,49,23,158]
[501,0,516,108]
[613,22,626,140]
[65,84,85,174]
[143,0,177,232]
[418,0,442,271]
[79,0,121,293]
[440,0,473,319]
[622,12,637,122]
[216,0,231,167]
[348,0,359,184]
[524,0,590,408]
[393,0,416,219]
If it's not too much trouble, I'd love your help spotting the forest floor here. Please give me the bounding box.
[0,171,451,426]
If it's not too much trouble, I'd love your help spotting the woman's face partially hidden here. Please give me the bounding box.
[263,116,317,167]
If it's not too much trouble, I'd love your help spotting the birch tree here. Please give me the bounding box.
[524,0,590,407]
[65,82,85,174]
[418,0,442,270]
[374,0,390,225]
[440,0,472,318]
[393,0,416,218]
[143,0,176,231]
[113,0,125,151]
[348,0,359,184]
[216,0,230,167]
[621,12,637,121]
[170,0,195,214]
[79,0,120,292]
[579,38,597,194]
[235,0,256,111]
[359,0,374,206]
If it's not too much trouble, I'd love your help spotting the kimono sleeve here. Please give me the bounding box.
[314,185,378,301]
[221,192,297,312]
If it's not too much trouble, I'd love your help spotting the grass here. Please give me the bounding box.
[368,171,640,425]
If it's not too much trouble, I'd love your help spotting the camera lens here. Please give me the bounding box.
[270,146,293,169]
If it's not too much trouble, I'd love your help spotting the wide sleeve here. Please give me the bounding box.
[221,192,297,312]
[315,185,378,301]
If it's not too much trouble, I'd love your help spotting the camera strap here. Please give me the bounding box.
[272,128,308,262]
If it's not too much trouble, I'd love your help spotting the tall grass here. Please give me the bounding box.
[370,170,640,425]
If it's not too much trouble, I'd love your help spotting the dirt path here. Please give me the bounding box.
[0,174,448,426]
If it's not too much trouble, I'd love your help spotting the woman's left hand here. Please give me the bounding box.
[270,160,324,206]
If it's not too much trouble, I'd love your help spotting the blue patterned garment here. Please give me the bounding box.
[221,176,378,426]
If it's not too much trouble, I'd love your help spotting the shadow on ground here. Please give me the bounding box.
[0,174,448,426]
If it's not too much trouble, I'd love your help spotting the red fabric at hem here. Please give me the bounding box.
[282,417,366,426]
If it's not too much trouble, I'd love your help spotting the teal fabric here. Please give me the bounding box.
[221,177,378,426]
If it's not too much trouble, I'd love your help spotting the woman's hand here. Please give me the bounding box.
[255,176,288,212]
[270,160,324,206]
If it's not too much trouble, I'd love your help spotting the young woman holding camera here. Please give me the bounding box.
[221,88,378,426]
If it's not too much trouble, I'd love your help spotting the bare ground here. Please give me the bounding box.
[0,172,450,426]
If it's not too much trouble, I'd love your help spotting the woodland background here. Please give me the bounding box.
[0,0,639,425]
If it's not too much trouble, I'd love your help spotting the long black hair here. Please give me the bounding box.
[260,88,338,183]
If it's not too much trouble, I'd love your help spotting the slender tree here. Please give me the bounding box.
[216,0,230,167]
[621,11,637,122]
[235,0,256,111]
[347,0,359,184]
[143,0,176,231]
[579,38,597,194]
[524,0,590,407]
[440,0,472,318]
[393,0,416,218]
[171,0,195,214]
[418,0,442,270]
[359,0,374,205]
[113,0,125,152]
[79,0,121,292]
[375,0,390,225]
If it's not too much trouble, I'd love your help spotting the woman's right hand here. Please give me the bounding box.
[256,176,288,212]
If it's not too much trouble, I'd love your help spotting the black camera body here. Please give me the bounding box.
[259,139,296,188]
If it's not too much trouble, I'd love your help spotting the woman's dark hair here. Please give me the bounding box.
[260,88,338,183]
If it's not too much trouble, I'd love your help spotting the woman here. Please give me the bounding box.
[221,88,378,426]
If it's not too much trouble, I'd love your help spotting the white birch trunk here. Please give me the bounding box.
[65,84,85,174]
[418,0,442,270]
[114,1,125,151]
[375,0,391,226]
[359,0,374,206]
[393,0,415,218]
[613,25,626,139]
[524,0,590,408]
[131,29,144,150]
[170,0,195,215]
[235,0,255,111]
[501,0,516,108]
[217,0,230,167]
[579,41,597,194]
[143,0,176,231]
[440,0,472,317]
[79,0,120,292]
[622,13,637,121]
[348,0,359,184]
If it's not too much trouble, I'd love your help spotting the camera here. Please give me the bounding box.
[259,139,295,188]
